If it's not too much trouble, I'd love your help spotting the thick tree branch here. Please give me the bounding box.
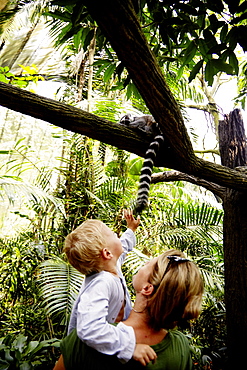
[82,0,196,171]
[0,82,143,151]
[1,81,247,191]
[1,0,247,192]
[151,170,225,199]
[81,0,247,191]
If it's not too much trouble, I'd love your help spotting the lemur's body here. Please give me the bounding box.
[120,114,164,214]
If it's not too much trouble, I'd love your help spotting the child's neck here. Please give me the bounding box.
[102,261,119,277]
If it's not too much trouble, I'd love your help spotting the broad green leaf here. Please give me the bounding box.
[0,360,10,370]
[44,9,72,22]
[225,0,240,14]
[103,63,116,82]
[208,14,219,34]
[13,335,27,354]
[0,75,9,83]
[73,28,83,50]
[207,43,227,55]
[23,341,40,356]
[228,51,239,74]
[205,60,215,86]
[206,0,224,13]
[3,349,13,362]
[211,59,234,74]
[20,363,31,370]
[182,40,197,66]
[188,59,203,82]
[198,38,209,59]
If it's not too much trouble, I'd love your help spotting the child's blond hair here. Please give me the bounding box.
[64,220,107,275]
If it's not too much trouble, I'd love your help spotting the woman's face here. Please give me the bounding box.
[132,257,158,292]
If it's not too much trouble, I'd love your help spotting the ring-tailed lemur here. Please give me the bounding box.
[119,114,164,214]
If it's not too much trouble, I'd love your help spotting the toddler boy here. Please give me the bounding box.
[64,209,156,364]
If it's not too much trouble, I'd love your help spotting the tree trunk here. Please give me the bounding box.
[219,109,247,168]
[222,189,247,369]
[219,109,247,368]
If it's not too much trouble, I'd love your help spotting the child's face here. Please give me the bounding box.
[102,224,124,259]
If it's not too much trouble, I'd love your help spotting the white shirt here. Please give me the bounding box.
[67,228,136,363]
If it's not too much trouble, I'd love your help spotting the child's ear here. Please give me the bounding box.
[102,248,113,260]
[141,283,154,297]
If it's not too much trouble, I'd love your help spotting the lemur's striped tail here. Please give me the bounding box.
[135,134,164,214]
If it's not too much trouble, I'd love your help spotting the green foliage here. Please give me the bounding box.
[0,2,231,367]
[235,60,247,108]
[0,65,44,88]
[191,293,227,369]
[38,257,84,331]
[0,236,43,306]
[45,0,247,91]
[0,333,60,370]
[0,233,66,340]
[1,161,226,369]
[144,0,246,85]
[0,137,65,241]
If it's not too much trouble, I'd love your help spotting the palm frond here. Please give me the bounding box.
[38,257,84,326]
[0,176,64,212]
[124,248,150,274]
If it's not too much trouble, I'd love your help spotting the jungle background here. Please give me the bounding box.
[1,0,247,369]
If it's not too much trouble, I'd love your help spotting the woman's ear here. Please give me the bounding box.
[102,248,113,260]
[141,283,154,297]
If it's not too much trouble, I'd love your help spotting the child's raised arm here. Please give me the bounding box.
[123,209,140,232]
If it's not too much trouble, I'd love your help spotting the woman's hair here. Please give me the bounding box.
[64,220,107,275]
[147,249,204,331]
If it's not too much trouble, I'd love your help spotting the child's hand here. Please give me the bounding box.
[123,209,140,232]
[133,343,157,366]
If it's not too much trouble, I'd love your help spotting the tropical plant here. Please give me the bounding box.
[0,333,60,370]
[0,64,44,88]
[45,0,247,93]
[38,257,84,335]
[0,234,50,339]
[0,1,233,367]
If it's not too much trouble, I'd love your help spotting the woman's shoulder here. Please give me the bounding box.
[168,329,190,342]
[143,330,192,370]
[151,329,190,353]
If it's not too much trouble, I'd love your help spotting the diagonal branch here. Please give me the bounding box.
[0,81,173,165]
[151,170,225,199]
[82,0,196,170]
[81,0,247,191]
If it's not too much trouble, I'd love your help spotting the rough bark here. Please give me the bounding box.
[222,189,247,369]
[0,81,153,157]
[82,0,195,172]
[1,82,247,191]
[219,109,247,168]
[151,170,225,199]
[218,109,247,369]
